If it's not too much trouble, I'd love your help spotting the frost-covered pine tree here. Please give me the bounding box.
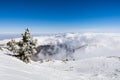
[22,29,36,55]
[17,28,37,63]
[7,28,37,63]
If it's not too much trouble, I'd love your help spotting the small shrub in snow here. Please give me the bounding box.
[7,39,18,54]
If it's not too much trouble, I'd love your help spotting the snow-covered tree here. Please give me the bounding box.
[7,28,37,63]
[21,28,37,56]
[7,39,18,54]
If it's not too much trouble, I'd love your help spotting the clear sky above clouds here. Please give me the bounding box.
[0,0,120,33]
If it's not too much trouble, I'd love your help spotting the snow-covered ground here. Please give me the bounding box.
[0,33,120,80]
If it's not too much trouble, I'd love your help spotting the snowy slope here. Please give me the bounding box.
[38,57,120,80]
[0,33,120,80]
[1,50,120,80]
[0,50,75,80]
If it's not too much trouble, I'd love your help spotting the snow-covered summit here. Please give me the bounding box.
[0,32,120,80]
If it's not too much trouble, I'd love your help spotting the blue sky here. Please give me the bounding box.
[0,0,120,33]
